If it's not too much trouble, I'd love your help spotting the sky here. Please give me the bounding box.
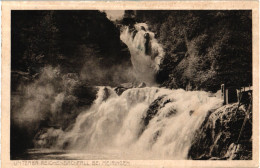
[103,10,125,21]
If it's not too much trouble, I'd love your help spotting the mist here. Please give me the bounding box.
[12,66,79,130]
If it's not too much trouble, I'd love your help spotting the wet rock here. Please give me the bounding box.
[114,82,147,95]
[114,86,128,96]
[137,82,146,88]
[102,87,110,101]
[114,83,134,95]
[73,85,98,107]
[189,110,194,116]
[188,103,252,160]
[141,26,146,31]
[120,82,134,88]
[144,33,151,55]
[132,30,138,39]
[143,95,173,127]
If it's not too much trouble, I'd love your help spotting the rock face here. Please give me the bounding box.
[73,85,98,107]
[115,82,147,95]
[143,95,173,127]
[114,83,133,95]
[188,103,252,160]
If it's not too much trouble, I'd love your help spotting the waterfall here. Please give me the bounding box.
[32,23,224,159]
[120,23,164,85]
[34,87,223,159]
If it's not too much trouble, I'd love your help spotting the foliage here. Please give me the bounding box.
[130,10,252,92]
[11,10,131,88]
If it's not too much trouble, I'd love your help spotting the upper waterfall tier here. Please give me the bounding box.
[120,23,165,85]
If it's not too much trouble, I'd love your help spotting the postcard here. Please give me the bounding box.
[1,1,259,168]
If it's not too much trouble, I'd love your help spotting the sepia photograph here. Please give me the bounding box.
[10,9,253,160]
[1,1,259,167]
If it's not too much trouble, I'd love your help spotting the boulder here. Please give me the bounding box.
[114,87,128,96]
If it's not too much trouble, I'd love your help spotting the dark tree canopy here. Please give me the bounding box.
[127,10,252,92]
[11,10,131,89]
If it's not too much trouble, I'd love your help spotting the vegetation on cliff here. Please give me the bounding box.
[12,10,132,90]
[188,103,252,160]
[124,10,252,92]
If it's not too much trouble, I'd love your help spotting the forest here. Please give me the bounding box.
[12,10,252,92]
[128,10,252,92]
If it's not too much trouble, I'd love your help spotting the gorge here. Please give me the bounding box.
[11,10,252,160]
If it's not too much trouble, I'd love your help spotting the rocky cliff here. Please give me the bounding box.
[188,103,252,160]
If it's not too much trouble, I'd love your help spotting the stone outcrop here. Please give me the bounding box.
[114,82,147,95]
[188,103,252,160]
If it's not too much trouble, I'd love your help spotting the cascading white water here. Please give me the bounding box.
[120,23,164,85]
[33,23,224,159]
[35,87,223,159]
